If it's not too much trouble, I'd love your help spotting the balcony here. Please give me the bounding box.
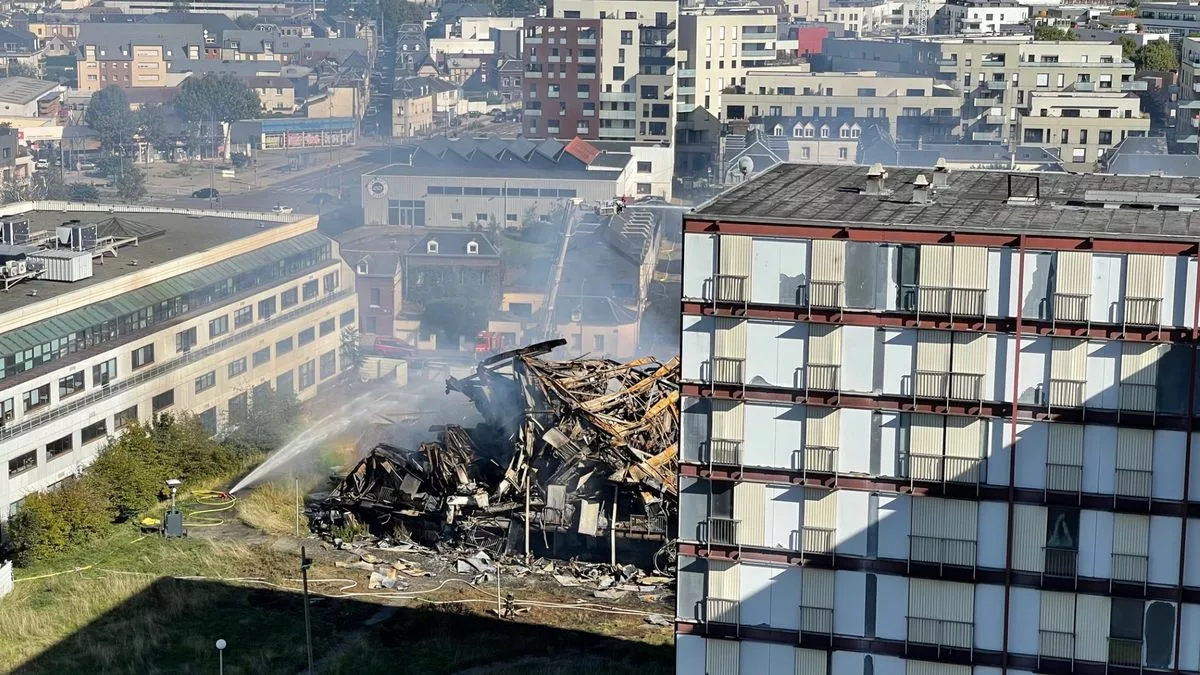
[912,370,984,403]
[800,605,834,636]
[907,453,983,485]
[600,91,636,102]
[710,274,748,304]
[742,26,777,36]
[704,516,739,546]
[971,131,1002,142]
[1043,546,1078,580]
[709,357,745,386]
[739,48,777,60]
[1051,292,1090,323]
[985,114,1007,125]
[914,286,987,317]
[705,596,739,625]
[805,363,840,392]
[1123,296,1162,326]
[986,80,1008,91]
[972,96,999,106]
[578,72,596,80]
[525,36,542,45]
[523,107,542,117]
[578,37,597,45]
[1118,382,1156,414]
[1047,378,1086,409]
[936,58,958,66]
[1045,462,1083,494]
[707,438,743,469]
[907,617,974,654]
[1114,467,1152,499]
[798,525,835,556]
[909,534,977,569]
[799,445,838,475]
[804,280,844,309]
[525,70,542,78]
[1039,629,1075,664]
[678,85,695,95]
[1111,552,1149,584]
[1107,637,1144,668]
[578,55,596,64]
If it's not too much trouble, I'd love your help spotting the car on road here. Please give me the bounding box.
[271,204,293,214]
[34,159,48,169]
[76,161,96,171]
[371,336,416,358]
[192,188,219,199]
[635,195,667,205]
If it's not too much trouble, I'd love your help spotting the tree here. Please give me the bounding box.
[174,73,261,126]
[1120,35,1138,60]
[5,62,40,78]
[492,0,540,16]
[380,0,427,27]
[84,86,137,153]
[115,164,147,202]
[1132,39,1179,71]
[1033,24,1077,41]
[138,102,170,153]
[225,388,301,452]
[65,182,100,202]
[234,13,258,29]
[340,326,364,374]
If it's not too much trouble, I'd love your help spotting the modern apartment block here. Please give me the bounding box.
[1020,91,1150,165]
[523,0,677,143]
[938,0,1029,34]
[1137,2,1200,41]
[75,23,203,92]
[677,163,1200,674]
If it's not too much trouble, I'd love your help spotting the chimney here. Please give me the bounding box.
[933,157,950,188]
[912,174,931,205]
[864,162,888,196]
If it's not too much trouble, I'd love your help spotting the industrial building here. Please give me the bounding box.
[677,163,1200,674]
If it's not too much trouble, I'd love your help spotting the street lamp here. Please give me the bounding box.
[215,639,226,675]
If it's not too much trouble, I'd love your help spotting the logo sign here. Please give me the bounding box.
[367,177,388,198]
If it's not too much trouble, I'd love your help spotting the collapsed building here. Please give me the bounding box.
[314,339,679,561]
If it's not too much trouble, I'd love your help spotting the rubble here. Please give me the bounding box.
[311,339,680,561]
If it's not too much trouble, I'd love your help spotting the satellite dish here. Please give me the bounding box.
[737,156,754,176]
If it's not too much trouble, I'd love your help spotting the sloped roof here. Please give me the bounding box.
[563,136,601,165]
[367,136,629,181]
[406,230,500,256]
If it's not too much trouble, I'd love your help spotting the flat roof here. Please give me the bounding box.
[0,208,295,316]
[692,163,1200,241]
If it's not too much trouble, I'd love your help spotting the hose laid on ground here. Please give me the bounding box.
[182,490,238,527]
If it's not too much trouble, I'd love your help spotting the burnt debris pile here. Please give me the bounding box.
[312,339,680,558]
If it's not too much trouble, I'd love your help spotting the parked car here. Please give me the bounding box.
[76,161,96,171]
[192,188,219,198]
[372,336,414,358]
[271,204,293,214]
[34,159,48,169]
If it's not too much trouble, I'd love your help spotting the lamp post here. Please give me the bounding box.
[215,639,226,675]
[300,547,314,675]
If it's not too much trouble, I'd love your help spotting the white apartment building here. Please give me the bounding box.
[819,0,946,36]
[938,0,1030,34]
[1020,91,1149,165]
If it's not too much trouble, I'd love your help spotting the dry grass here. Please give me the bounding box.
[236,479,316,536]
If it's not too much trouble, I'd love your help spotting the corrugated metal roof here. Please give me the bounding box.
[0,231,328,357]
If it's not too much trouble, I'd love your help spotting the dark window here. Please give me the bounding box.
[46,434,72,459]
[299,327,315,346]
[92,358,117,387]
[115,405,138,428]
[253,347,270,366]
[234,305,253,328]
[281,287,299,309]
[152,389,174,413]
[23,383,50,412]
[709,480,733,518]
[81,419,107,444]
[228,392,248,425]
[194,370,216,394]
[276,337,294,356]
[370,288,382,307]
[58,371,85,398]
[198,407,217,434]
[176,326,197,353]
[228,357,247,378]
[8,450,35,477]
[132,343,154,369]
[323,271,339,294]
[299,359,316,389]
[302,280,319,301]
[259,297,277,319]
[209,315,229,338]
[320,350,336,379]
[339,309,355,327]
[319,318,336,337]
[276,370,294,394]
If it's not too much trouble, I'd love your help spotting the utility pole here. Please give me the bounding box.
[300,547,314,675]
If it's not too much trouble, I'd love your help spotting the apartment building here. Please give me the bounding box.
[391,76,439,138]
[818,0,945,37]
[678,162,1200,675]
[523,0,677,143]
[938,0,1030,34]
[75,23,203,92]
[1137,2,1200,41]
[1020,91,1149,166]
[723,67,963,142]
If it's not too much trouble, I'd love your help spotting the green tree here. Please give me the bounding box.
[340,326,364,374]
[380,0,426,26]
[85,423,167,521]
[64,182,100,202]
[234,13,258,29]
[1033,24,1077,41]
[5,62,40,78]
[6,479,111,564]
[137,102,170,153]
[115,164,147,202]
[1120,35,1138,60]
[84,86,137,154]
[174,73,261,125]
[226,389,301,452]
[492,0,540,16]
[1132,39,1179,71]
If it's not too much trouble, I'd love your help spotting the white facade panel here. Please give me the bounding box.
[707,638,740,675]
[1181,603,1200,673]
[1013,421,1047,490]
[795,648,827,675]
[1187,519,1200,587]
[834,570,868,637]
[1083,424,1118,495]
[1011,503,1046,572]
[734,481,766,547]
[974,584,1006,651]
[770,566,802,631]
[1148,515,1181,586]
[742,402,803,470]
[870,655,907,675]
[765,484,803,551]
[877,494,911,560]
[1161,255,1184,327]
[682,233,715,300]
[739,561,782,629]
[836,488,869,557]
[681,314,712,381]
[977,500,1009,569]
[985,418,1010,487]
[880,328,915,396]
[1002,333,1050,405]
[1085,339,1121,410]
[840,325,876,393]
[1091,253,1125,324]
[1152,430,1186,500]
[873,572,907,640]
[747,640,797,675]
[1074,594,1112,662]
[750,237,808,306]
[831,652,866,675]
[1007,586,1041,655]
[838,408,873,474]
[745,320,806,389]
[1185,258,1198,329]
[879,412,903,480]
[1079,509,1114,580]
[985,247,1006,318]
[676,634,706,675]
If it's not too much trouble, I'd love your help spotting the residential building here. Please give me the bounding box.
[939,0,1030,34]
[0,27,42,73]
[524,0,678,144]
[817,0,946,36]
[218,30,368,65]
[497,57,524,103]
[0,204,354,525]
[92,0,312,19]
[1020,91,1149,167]
[1137,2,1200,41]
[753,115,889,167]
[391,76,438,137]
[75,24,203,92]
[1100,135,1200,176]
[856,124,1064,170]
[678,162,1200,675]
[303,84,361,119]
[0,77,63,118]
[339,228,409,339]
[361,136,672,228]
[402,230,504,338]
[247,76,296,113]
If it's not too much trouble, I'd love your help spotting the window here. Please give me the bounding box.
[506,214,518,222]
[1109,598,1145,666]
[228,392,249,425]
[276,337,294,357]
[1036,73,1049,87]
[253,347,271,367]
[365,316,377,333]
[636,183,652,195]
[340,309,355,327]
[259,297,277,320]
[323,271,339,295]
[23,383,50,412]
[234,305,253,328]
[58,371,85,398]
[1044,506,1080,577]
[228,357,247,378]
[386,199,425,226]
[320,350,336,379]
[152,389,174,413]
[357,260,370,274]
[1099,129,1113,145]
[8,450,35,477]
[620,30,632,44]
[276,370,294,394]
[475,212,488,222]
[299,327,315,346]
[176,327,197,353]
[129,342,156,371]
[195,370,216,394]
[370,288,382,307]
[281,287,299,309]
[209,315,229,339]
[593,334,605,351]
[319,318,336,337]
[198,407,217,434]
[839,148,848,160]
[299,359,316,390]
[115,405,138,428]
[47,434,72,460]
[81,419,106,444]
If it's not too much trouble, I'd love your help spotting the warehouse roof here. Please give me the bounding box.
[0,77,59,105]
[692,163,1200,241]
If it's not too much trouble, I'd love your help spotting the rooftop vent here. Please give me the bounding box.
[912,174,932,205]
[933,158,951,188]
[1006,173,1041,205]
[864,162,890,196]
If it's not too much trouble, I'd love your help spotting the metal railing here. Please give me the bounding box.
[800,445,838,475]
[1043,546,1078,581]
[798,525,836,557]
[1045,462,1083,495]
[907,617,974,654]
[1119,382,1157,414]
[915,286,987,318]
[805,363,840,392]
[705,597,739,625]
[710,274,749,306]
[1107,637,1144,668]
[909,535,977,570]
[707,438,743,469]
[913,370,984,403]
[805,280,844,310]
[1114,467,1153,499]
[800,605,834,636]
[0,290,352,443]
[1052,292,1091,324]
[709,357,745,386]
[1039,629,1075,664]
[704,517,740,546]
[1123,296,1162,327]
[1111,552,1149,585]
[1047,378,1087,409]
[907,453,983,486]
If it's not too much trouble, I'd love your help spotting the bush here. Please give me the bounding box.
[7,478,111,564]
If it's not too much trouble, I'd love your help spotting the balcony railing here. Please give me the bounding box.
[907,617,974,654]
[1111,552,1149,585]
[804,280,844,309]
[799,445,838,475]
[1045,462,1083,494]
[705,597,739,625]
[985,80,1008,90]
[707,438,743,469]
[1118,382,1156,414]
[709,357,745,386]
[1114,467,1153,499]
[909,535,977,569]
[1047,378,1086,408]
[704,517,740,546]
[1124,296,1162,327]
[1107,637,1144,668]
[913,370,984,402]
[907,453,983,485]
[805,363,840,392]
[799,525,835,557]
[1039,629,1075,664]
[1052,292,1091,324]
[800,605,834,636]
[1043,546,1078,581]
[915,286,987,318]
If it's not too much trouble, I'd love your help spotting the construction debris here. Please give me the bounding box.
[312,339,679,561]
